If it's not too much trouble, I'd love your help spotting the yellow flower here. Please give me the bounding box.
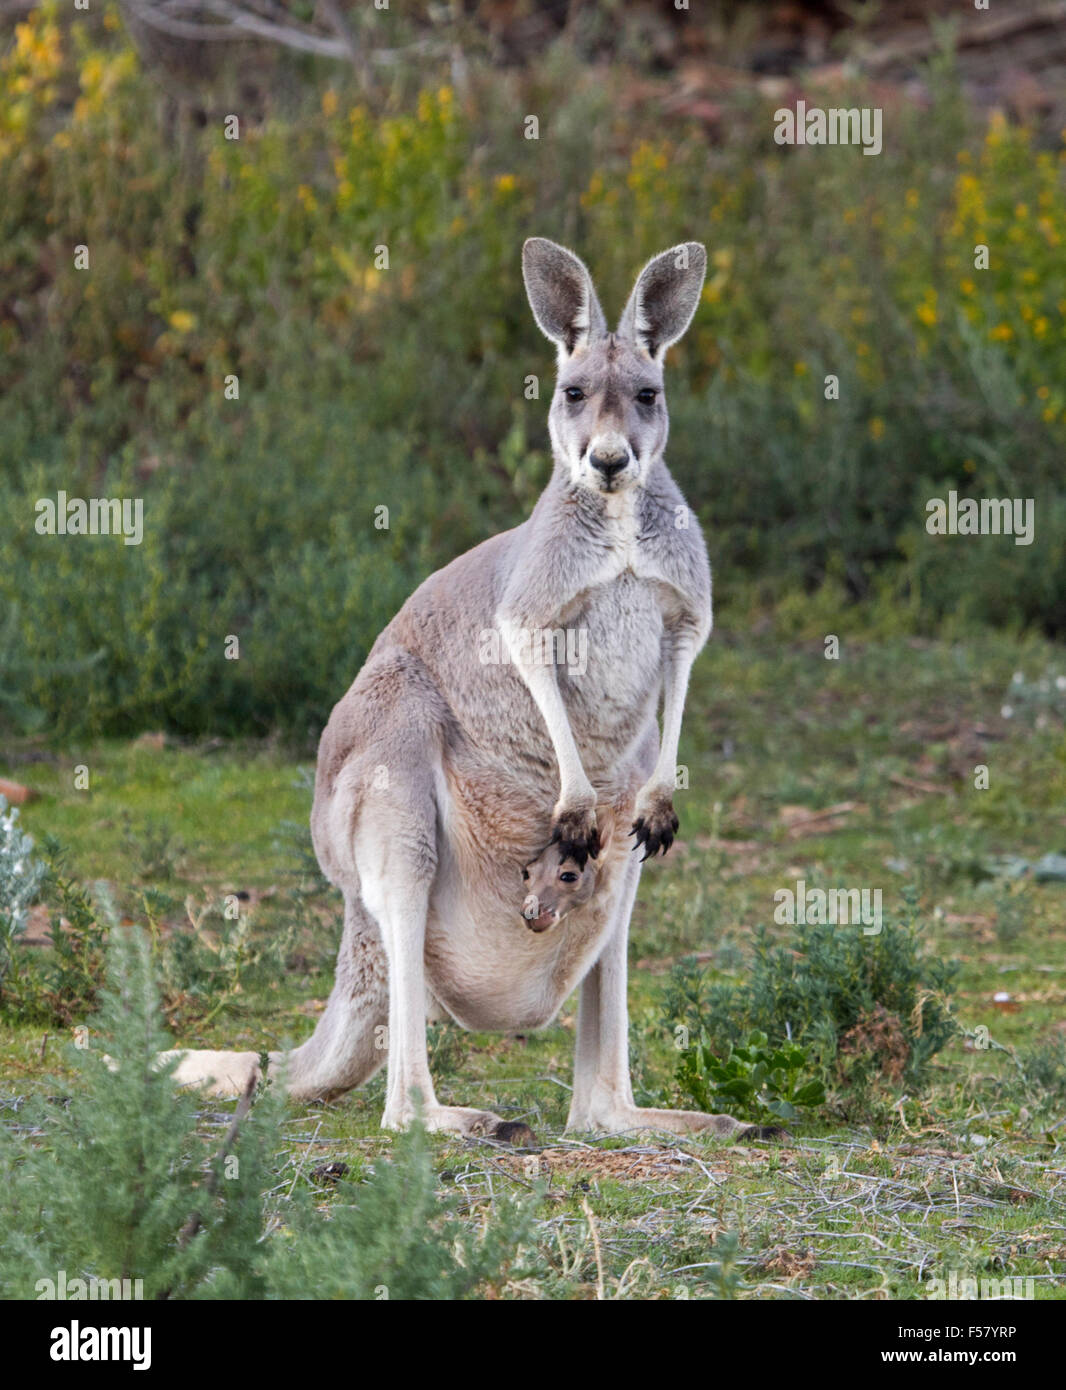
[168,311,196,334]
[868,417,885,441]
[1038,386,1050,399]
[905,188,919,209]
[322,89,338,117]
[917,303,937,327]
[493,173,517,195]
[960,279,975,295]
[793,361,808,377]
[1043,407,1056,423]
[990,323,1013,341]
[1034,317,1049,337]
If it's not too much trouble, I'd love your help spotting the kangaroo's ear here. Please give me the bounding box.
[522,237,607,359]
[618,243,707,361]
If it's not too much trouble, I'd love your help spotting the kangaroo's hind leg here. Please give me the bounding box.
[350,772,533,1143]
[283,889,389,1101]
[158,889,388,1100]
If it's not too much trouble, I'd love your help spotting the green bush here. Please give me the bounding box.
[2,6,1064,738]
[0,927,537,1300]
[664,896,959,1089]
[0,930,273,1299]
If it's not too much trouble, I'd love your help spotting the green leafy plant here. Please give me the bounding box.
[677,1029,826,1124]
[666,893,958,1088]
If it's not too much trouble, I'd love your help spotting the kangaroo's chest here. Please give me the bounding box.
[555,570,664,756]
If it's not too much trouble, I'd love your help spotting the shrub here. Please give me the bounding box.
[0,927,537,1301]
[0,835,107,1025]
[664,895,959,1088]
[0,929,274,1299]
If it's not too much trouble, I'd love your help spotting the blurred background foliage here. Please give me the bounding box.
[2,0,1064,739]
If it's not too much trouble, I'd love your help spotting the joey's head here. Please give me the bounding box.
[520,812,615,932]
[522,238,707,497]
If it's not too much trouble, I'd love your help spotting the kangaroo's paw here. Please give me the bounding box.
[549,805,599,869]
[383,1103,537,1146]
[630,789,679,860]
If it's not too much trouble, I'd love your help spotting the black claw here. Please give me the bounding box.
[630,807,680,860]
[549,816,599,868]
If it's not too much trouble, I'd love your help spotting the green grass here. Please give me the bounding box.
[3,618,1066,1298]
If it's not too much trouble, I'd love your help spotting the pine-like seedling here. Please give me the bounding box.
[259,1110,536,1301]
[0,928,277,1299]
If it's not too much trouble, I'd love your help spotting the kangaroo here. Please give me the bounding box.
[521,809,617,932]
[163,239,778,1143]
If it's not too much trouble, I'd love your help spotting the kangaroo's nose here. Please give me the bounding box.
[589,452,628,478]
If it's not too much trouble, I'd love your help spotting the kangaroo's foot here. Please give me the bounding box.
[630,787,679,859]
[567,1103,790,1143]
[155,1049,267,1096]
[383,1101,536,1146]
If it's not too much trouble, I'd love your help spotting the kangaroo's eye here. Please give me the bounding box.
[560,871,579,883]
[521,868,529,881]
[564,387,585,403]
[636,388,658,405]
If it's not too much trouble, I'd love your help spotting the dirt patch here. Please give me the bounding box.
[494,1144,791,1186]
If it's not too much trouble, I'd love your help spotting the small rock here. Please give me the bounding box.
[0,778,37,805]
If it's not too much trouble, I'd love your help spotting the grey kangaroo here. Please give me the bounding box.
[163,238,776,1143]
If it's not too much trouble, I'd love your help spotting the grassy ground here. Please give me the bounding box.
[3,618,1066,1299]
